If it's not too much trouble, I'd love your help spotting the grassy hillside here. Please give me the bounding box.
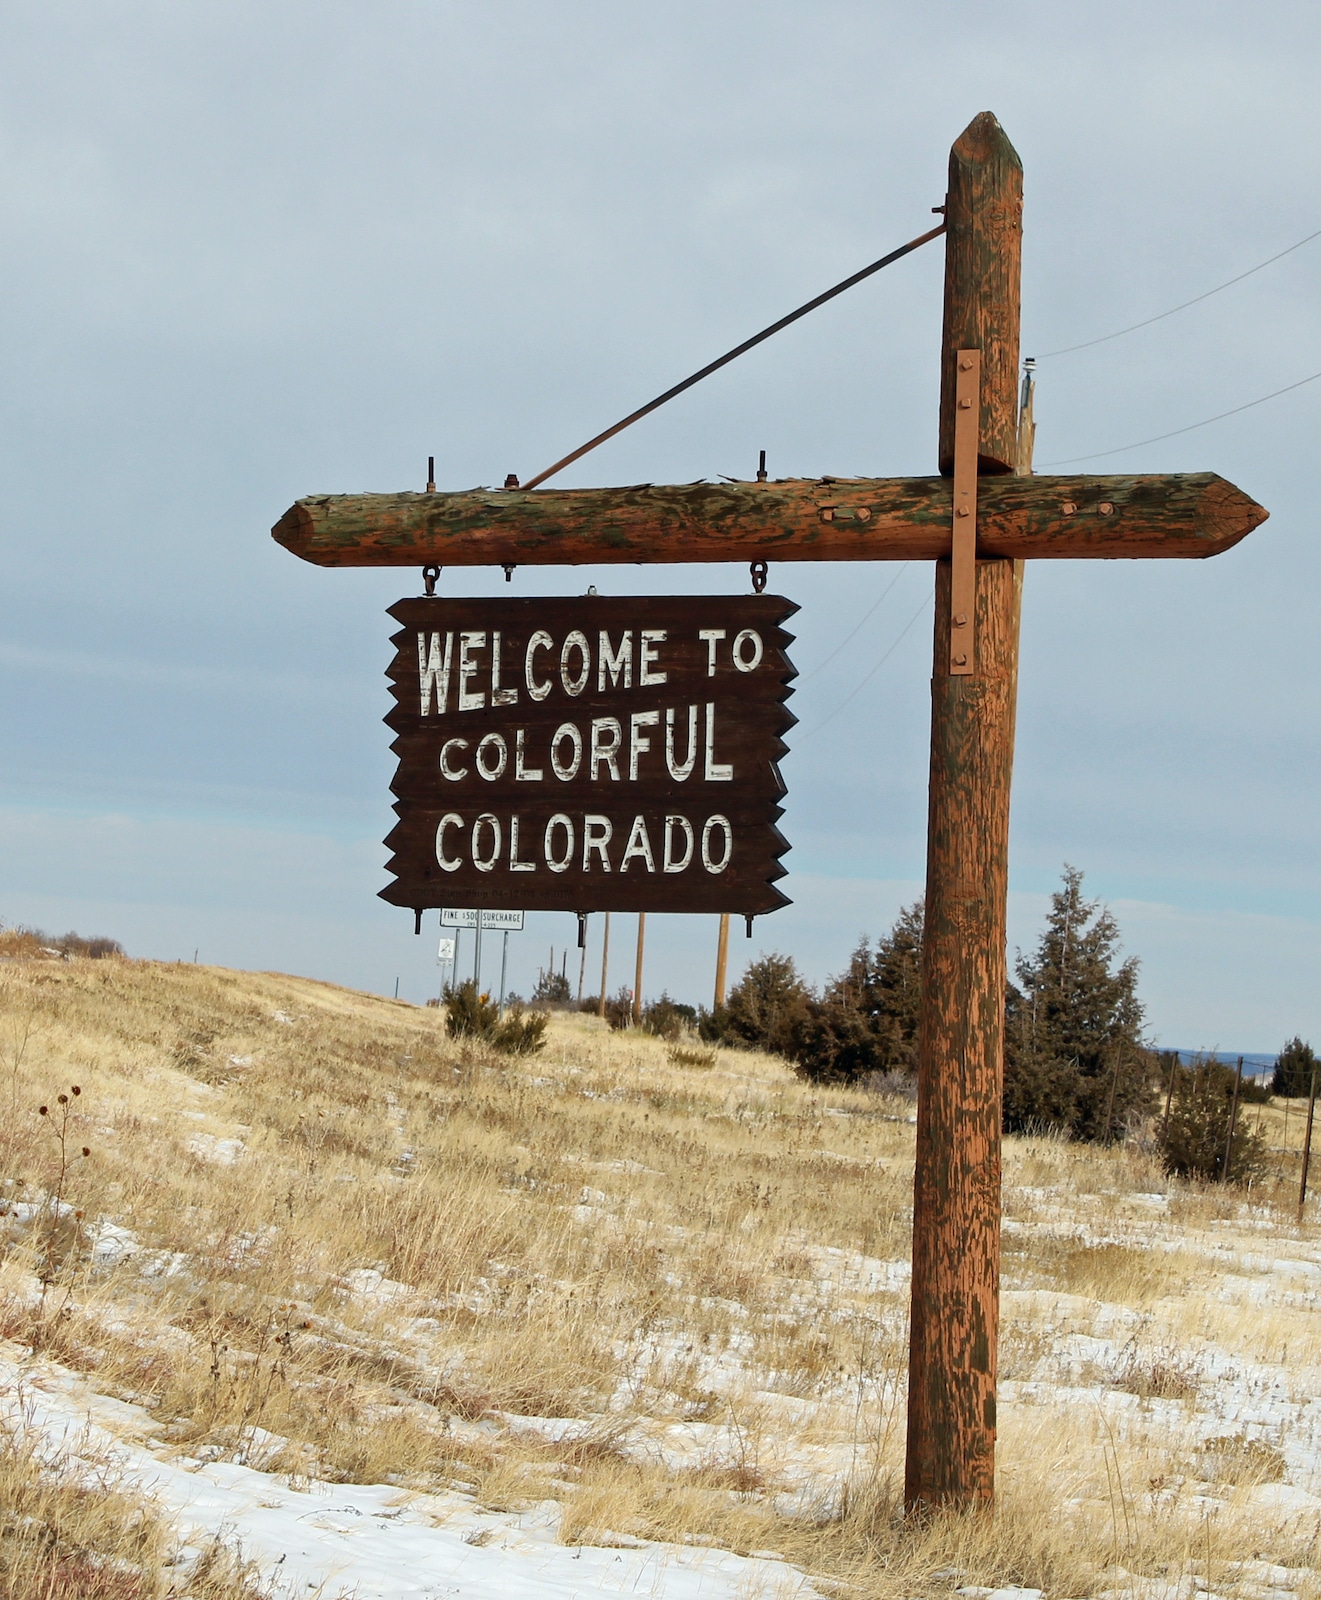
[3,954,1321,1598]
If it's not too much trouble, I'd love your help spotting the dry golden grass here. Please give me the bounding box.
[3,954,1321,1597]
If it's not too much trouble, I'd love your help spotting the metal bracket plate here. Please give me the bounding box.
[949,348,980,676]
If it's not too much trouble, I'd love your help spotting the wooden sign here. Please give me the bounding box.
[380,594,796,917]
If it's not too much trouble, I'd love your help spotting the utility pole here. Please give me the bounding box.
[632,913,646,1027]
[906,112,1023,1514]
[714,914,730,1009]
[598,912,611,1019]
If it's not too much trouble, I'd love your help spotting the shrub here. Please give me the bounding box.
[532,967,572,1006]
[642,992,697,1041]
[1273,1036,1318,1099]
[701,954,813,1059]
[1160,1057,1265,1183]
[601,986,637,1031]
[793,902,923,1084]
[443,980,546,1056]
[491,1005,549,1056]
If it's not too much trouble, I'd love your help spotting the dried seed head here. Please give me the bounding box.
[39,1106,48,1116]
[74,1210,84,1220]
[71,1086,81,1096]
[81,1147,91,1158]
[57,1094,68,1104]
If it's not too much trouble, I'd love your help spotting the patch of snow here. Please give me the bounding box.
[186,1135,245,1165]
[341,1268,416,1304]
[91,1221,139,1266]
[0,1349,826,1600]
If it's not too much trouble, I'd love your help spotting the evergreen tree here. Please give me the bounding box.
[1161,1057,1265,1183]
[1272,1037,1318,1099]
[1003,866,1151,1140]
[701,953,813,1059]
[794,901,924,1083]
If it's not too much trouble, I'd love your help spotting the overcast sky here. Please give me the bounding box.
[2,1,1318,1050]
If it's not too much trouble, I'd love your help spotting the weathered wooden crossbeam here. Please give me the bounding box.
[273,471,1265,568]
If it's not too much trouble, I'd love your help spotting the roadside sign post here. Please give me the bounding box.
[274,112,1266,1510]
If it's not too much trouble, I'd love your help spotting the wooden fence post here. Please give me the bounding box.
[906,111,1023,1513]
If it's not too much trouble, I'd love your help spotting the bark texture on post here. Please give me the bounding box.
[906,111,1023,1513]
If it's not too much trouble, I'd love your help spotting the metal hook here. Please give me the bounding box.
[503,564,516,583]
[750,560,768,595]
[414,910,423,935]
[422,565,441,597]
[745,915,754,938]
[577,912,587,949]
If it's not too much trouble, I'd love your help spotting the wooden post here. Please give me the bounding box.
[1298,1067,1317,1222]
[714,914,731,1009]
[1161,1054,1178,1146]
[906,111,1023,1514]
[598,911,611,1019]
[633,913,646,1027]
[1222,1056,1244,1181]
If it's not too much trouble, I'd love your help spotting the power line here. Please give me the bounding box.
[522,221,946,490]
[798,593,932,742]
[798,563,911,684]
[1041,366,1321,467]
[1036,225,1321,360]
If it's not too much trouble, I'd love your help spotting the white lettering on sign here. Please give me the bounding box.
[583,815,613,870]
[418,632,454,715]
[639,630,667,686]
[598,630,632,690]
[545,814,574,872]
[526,631,554,701]
[436,706,732,783]
[628,710,658,779]
[590,717,622,781]
[458,632,486,711]
[703,703,732,781]
[560,631,591,697]
[491,632,518,707]
[732,629,763,672]
[551,723,583,781]
[701,814,733,872]
[665,706,697,781]
[472,813,501,871]
[429,625,779,714]
[663,814,693,873]
[509,815,536,872]
[620,815,656,872]
[476,732,507,780]
[514,728,543,782]
[698,628,725,676]
[436,813,463,871]
[431,811,734,877]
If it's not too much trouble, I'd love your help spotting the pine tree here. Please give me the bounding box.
[1272,1037,1318,1099]
[793,902,924,1083]
[702,953,813,1059]
[1003,866,1151,1140]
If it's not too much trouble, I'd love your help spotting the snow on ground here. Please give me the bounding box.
[1,1345,825,1600]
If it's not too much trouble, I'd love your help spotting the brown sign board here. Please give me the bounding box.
[381,594,797,917]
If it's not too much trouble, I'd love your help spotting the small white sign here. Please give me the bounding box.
[480,909,525,931]
[436,937,456,964]
[440,908,525,931]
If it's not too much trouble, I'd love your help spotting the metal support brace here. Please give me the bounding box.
[949,348,980,675]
